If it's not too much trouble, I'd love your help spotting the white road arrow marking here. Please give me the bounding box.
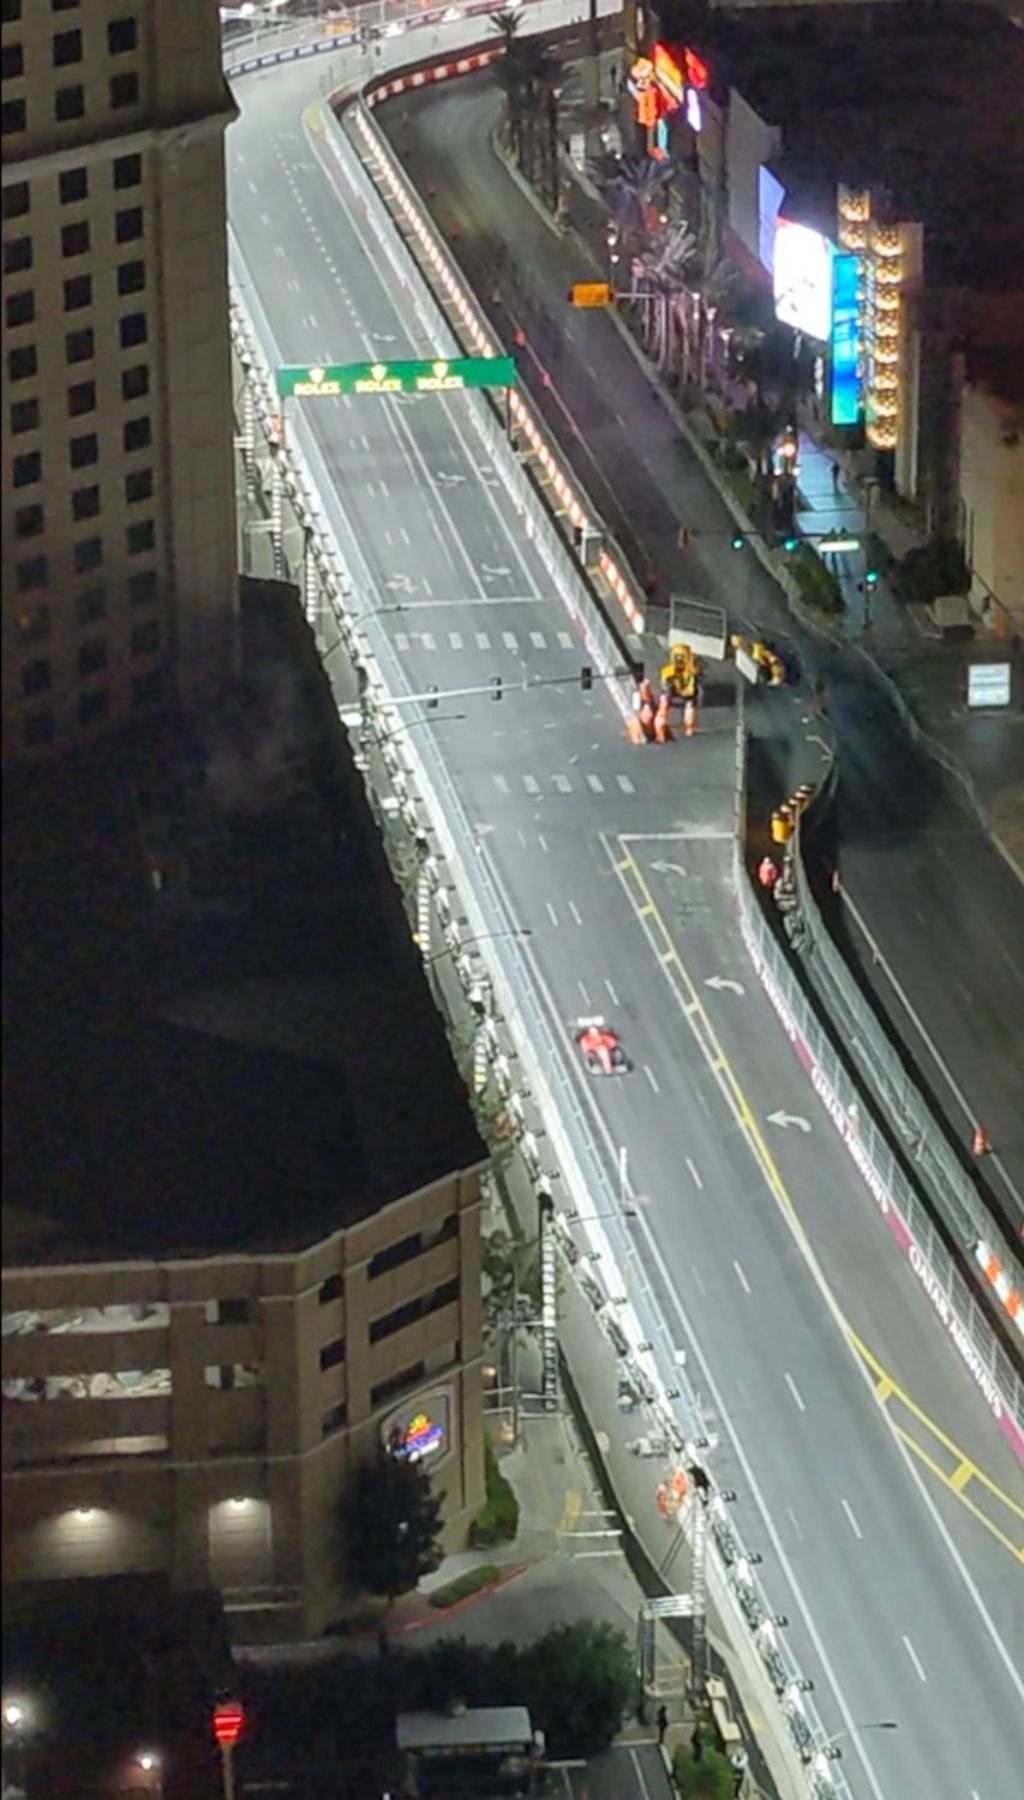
[767,1110,811,1133]
[704,975,745,996]
[384,574,415,594]
[370,332,398,343]
[435,471,467,486]
[481,564,513,579]
[650,860,687,878]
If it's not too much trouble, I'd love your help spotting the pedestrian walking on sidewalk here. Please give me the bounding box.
[691,1722,705,1762]
[657,1705,669,1745]
[831,459,841,497]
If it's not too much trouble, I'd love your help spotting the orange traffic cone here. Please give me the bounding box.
[683,699,696,737]
[972,1127,990,1156]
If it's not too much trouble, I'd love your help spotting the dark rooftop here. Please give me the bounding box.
[2,581,486,1267]
[674,1,1024,290]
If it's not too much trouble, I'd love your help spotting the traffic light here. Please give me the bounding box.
[427,684,439,710]
[490,676,503,702]
[731,533,746,551]
[782,534,799,553]
[581,666,594,691]
[864,567,880,589]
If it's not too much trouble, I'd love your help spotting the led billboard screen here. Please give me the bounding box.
[830,252,861,425]
[773,219,834,341]
[757,166,785,275]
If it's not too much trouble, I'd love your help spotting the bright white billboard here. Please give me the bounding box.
[773,219,834,341]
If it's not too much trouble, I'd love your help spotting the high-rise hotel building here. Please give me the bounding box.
[1,0,238,764]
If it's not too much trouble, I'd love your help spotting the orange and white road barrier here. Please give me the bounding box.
[972,1127,990,1156]
[683,699,696,738]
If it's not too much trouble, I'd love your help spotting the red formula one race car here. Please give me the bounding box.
[574,1016,629,1076]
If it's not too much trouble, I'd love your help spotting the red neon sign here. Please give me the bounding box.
[685,48,709,91]
[212,1701,245,1748]
[652,43,684,107]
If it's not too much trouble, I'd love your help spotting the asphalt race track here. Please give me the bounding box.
[227,45,1024,1800]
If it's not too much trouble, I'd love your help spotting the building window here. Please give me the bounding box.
[1,99,26,136]
[71,484,100,521]
[8,345,37,381]
[133,669,165,708]
[123,415,151,451]
[370,1362,426,1409]
[53,29,82,66]
[115,206,143,244]
[319,1273,343,1306]
[110,71,139,108]
[15,503,43,539]
[67,379,96,416]
[3,236,31,274]
[11,397,39,433]
[52,0,80,11]
[107,16,137,55]
[77,584,106,624]
[125,468,152,505]
[15,555,47,592]
[77,638,108,676]
[22,659,52,697]
[206,1298,250,1326]
[59,165,88,204]
[23,711,54,748]
[1,42,24,78]
[2,0,22,22]
[130,618,160,657]
[63,274,92,311]
[319,1335,345,1372]
[12,450,41,487]
[69,432,98,469]
[15,604,49,644]
[61,220,90,256]
[128,568,157,607]
[73,536,102,574]
[127,519,154,555]
[367,1215,456,1279]
[5,291,34,328]
[119,312,147,349]
[117,259,145,296]
[2,181,29,218]
[321,1402,348,1439]
[113,152,141,189]
[121,364,148,401]
[65,326,93,364]
[55,85,85,121]
[78,688,109,726]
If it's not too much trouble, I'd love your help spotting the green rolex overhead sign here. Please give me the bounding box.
[275,356,517,398]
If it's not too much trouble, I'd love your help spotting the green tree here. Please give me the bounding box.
[672,1737,737,1798]
[344,1443,444,1618]
[492,11,527,168]
[518,1621,638,1756]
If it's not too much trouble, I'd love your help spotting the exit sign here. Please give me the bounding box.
[275,356,516,398]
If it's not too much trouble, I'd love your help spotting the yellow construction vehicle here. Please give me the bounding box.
[729,633,786,687]
[660,641,702,702]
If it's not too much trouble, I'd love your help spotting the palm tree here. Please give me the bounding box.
[492,10,527,169]
[633,220,697,373]
[588,153,673,247]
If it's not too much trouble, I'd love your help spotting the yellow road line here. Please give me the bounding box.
[609,834,1024,1566]
[557,1488,583,1539]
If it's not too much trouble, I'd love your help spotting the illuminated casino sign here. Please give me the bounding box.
[384,1388,452,1464]
[651,43,708,128]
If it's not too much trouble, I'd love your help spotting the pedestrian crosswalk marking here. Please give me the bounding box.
[587,774,604,794]
[502,631,518,651]
[475,631,491,650]
[557,631,574,650]
[530,631,547,649]
[493,774,510,794]
[449,631,463,650]
[617,774,635,794]
[420,632,436,651]
[523,775,540,795]
[553,774,571,793]
[395,631,409,650]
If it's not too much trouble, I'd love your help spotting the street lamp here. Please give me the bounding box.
[379,711,467,739]
[424,926,532,967]
[815,1721,898,1762]
[136,1749,163,1797]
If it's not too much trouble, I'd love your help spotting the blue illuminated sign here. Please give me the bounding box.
[830,253,861,426]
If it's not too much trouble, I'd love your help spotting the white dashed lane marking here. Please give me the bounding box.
[557,631,574,649]
[475,631,491,650]
[587,774,604,793]
[449,631,463,650]
[617,774,635,794]
[530,631,546,649]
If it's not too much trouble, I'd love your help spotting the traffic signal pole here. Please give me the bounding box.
[377,668,630,709]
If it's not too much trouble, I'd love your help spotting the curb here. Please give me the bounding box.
[395,1558,536,1633]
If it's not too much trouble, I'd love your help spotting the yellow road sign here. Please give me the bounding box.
[568,281,612,308]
